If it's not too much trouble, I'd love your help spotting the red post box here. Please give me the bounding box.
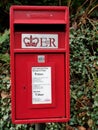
[10,6,70,124]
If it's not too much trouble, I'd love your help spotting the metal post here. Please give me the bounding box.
[35,123,45,130]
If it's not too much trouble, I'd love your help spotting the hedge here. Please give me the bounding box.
[0,20,98,129]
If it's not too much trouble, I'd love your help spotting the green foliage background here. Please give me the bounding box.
[0,0,98,130]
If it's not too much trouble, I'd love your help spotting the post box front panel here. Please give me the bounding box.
[15,53,65,119]
[10,6,70,123]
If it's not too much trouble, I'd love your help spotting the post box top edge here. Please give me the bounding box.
[10,5,69,11]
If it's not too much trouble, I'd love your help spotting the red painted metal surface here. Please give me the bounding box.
[10,6,70,124]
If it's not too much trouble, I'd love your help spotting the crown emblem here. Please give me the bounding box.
[23,35,38,47]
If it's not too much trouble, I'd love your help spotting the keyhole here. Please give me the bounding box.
[23,86,26,90]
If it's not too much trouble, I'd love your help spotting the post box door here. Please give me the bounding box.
[15,53,65,119]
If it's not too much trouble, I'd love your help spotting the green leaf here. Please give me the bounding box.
[0,30,9,44]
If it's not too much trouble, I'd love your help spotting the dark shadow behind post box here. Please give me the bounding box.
[10,6,70,124]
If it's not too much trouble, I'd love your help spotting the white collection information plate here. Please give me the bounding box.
[32,67,52,104]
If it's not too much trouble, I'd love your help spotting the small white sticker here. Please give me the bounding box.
[22,34,58,48]
[32,67,52,104]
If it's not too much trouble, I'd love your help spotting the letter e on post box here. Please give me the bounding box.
[10,6,70,124]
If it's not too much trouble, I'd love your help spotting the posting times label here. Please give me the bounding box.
[32,67,52,104]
